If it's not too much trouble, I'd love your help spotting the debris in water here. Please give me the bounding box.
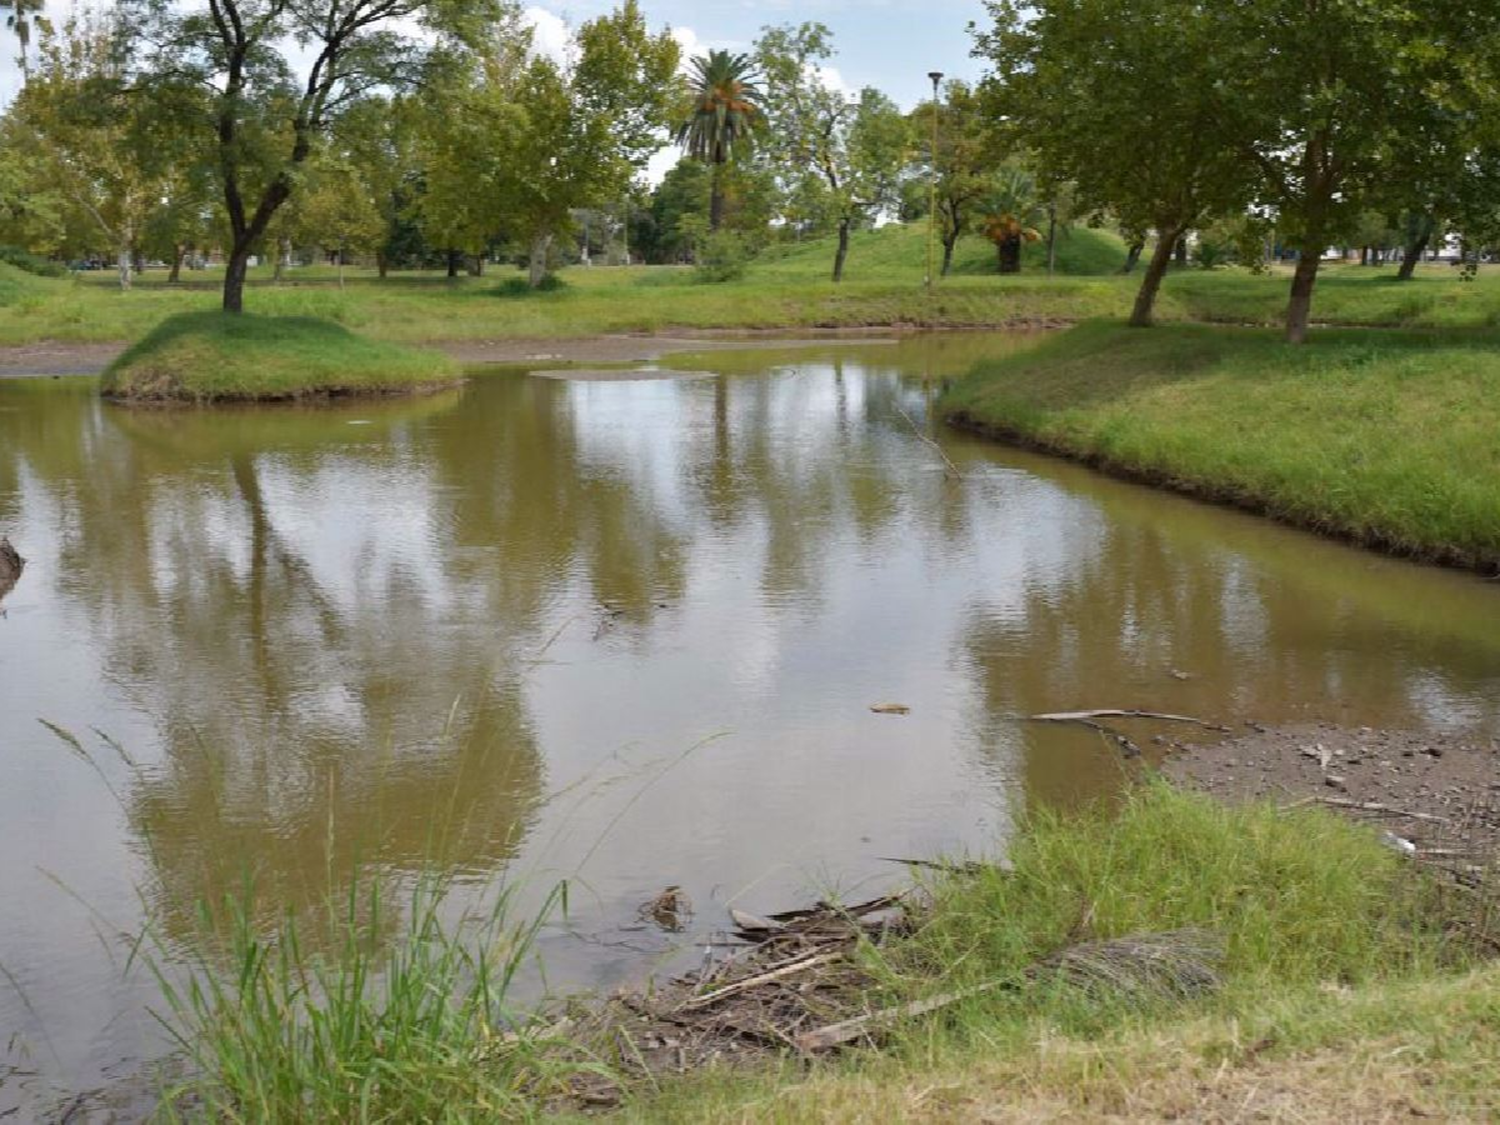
[869,703,911,716]
[639,886,692,932]
[0,536,24,600]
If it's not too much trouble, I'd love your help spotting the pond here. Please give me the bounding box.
[3,331,1499,1113]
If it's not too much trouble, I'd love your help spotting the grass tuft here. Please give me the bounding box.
[99,311,460,403]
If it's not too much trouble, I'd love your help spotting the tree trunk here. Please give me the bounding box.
[1286,250,1322,344]
[1174,234,1188,266]
[832,218,850,283]
[117,238,132,292]
[1046,205,1057,277]
[337,250,345,290]
[169,244,185,284]
[1359,246,1369,266]
[998,235,1022,274]
[1397,231,1430,281]
[223,240,252,313]
[468,254,483,277]
[529,233,553,288]
[1120,240,1144,274]
[1128,225,1183,328]
[446,249,460,279]
[376,250,389,279]
[941,232,957,277]
[710,162,725,232]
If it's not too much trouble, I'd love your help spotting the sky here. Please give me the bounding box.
[0,0,989,177]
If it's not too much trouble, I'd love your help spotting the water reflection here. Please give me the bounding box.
[2,334,1499,1112]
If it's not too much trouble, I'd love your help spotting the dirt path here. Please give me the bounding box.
[1164,722,1500,856]
[0,330,902,379]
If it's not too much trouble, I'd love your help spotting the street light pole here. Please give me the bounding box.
[926,71,944,292]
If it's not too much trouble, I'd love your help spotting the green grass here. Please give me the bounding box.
[151,785,1489,1121]
[99,311,460,403]
[627,785,1493,1122]
[10,236,1500,349]
[942,320,1500,570]
[151,876,590,1121]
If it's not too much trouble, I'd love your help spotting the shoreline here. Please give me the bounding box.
[0,328,917,379]
[946,409,1500,577]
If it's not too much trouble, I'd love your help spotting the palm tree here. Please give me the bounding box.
[980,167,1046,274]
[675,50,761,231]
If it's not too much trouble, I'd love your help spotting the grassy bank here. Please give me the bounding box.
[943,321,1500,571]
[100,311,460,403]
[159,786,1492,1120]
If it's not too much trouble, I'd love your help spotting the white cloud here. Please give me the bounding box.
[522,6,573,65]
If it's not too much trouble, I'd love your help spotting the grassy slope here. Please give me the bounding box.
[943,321,1500,570]
[631,785,1492,1122]
[100,311,459,402]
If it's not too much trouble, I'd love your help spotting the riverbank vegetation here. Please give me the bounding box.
[944,322,1500,571]
[100,312,459,403]
[157,786,1494,1119]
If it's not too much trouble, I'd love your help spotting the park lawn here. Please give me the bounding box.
[100,311,459,402]
[943,321,1500,570]
[10,224,1500,349]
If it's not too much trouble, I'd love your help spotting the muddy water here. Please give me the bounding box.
[3,332,1500,1112]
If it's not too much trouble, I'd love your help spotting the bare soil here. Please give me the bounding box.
[1163,722,1500,858]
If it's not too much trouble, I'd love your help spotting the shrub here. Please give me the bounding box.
[694,231,751,283]
[0,245,70,278]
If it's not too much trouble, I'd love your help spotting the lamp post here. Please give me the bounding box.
[926,71,944,292]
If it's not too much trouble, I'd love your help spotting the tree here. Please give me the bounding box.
[297,156,384,286]
[125,0,500,314]
[755,23,911,283]
[676,50,761,231]
[7,19,175,290]
[975,0,1253,327]
[912,80,994,277]
[1213,0,1500,341]
[979,165,1044,274]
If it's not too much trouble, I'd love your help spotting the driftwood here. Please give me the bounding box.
[1031,709,1228,731]
[1030,709,1230,757]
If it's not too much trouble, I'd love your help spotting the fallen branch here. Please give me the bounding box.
[894,404,964,480]
[677,951,844,1012]
[794,982,1005,1052]
[1031,709,1229,731]
[1283,796,1452,825]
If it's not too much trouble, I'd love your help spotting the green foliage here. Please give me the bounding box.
[0,244,68,277]
[675,49,761,165]
[944,320,1500,568]
[100,311,458,402]
[493,274,566,297]
[693,231,750,283]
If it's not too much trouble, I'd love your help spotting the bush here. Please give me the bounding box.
[694,231,751,284]
[0,245,70,278]
[493,274,568,297]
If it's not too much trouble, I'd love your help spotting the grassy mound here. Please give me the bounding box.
[943,321,1500,570]
[754,220,1128,281]
[0,260,54,308]
[100,311,460,403]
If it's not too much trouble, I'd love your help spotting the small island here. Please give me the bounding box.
[100,311,460,404]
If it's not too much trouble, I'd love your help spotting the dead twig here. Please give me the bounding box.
[1282,796,1452,825]
[894,404,964,480]
[1031,709,1229,732]
[677,952,845,1013]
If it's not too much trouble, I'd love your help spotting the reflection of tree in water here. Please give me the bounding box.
[430,376,691,631]
[13,394,547,949]
[675,356,971,605]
